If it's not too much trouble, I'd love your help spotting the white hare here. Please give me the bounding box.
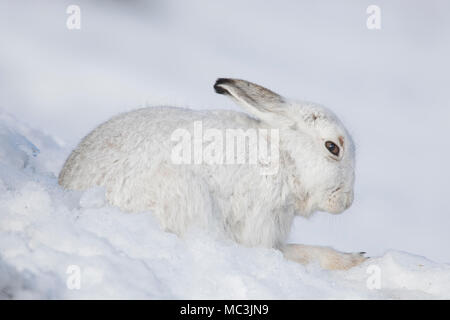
[59,78,366,270]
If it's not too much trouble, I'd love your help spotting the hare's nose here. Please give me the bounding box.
[344,190,354,209]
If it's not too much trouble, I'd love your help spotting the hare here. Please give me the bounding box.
[59,78,366,270]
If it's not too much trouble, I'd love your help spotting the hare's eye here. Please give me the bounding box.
[325,141,340,156]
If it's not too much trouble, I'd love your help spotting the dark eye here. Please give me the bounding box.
[325,141,340,156]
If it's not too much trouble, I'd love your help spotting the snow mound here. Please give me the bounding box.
[0,112,449,299]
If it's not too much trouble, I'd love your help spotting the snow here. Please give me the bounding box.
[0,113,449,299]
[1,0,450,299]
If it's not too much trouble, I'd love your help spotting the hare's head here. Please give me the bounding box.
[214,78,355,216]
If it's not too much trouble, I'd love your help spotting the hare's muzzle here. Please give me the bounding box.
[324,188,354,214]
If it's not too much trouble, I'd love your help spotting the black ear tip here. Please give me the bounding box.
[215,78,232,85]
[214,78,232,95]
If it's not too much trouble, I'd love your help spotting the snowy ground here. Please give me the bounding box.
[1,0,450,299]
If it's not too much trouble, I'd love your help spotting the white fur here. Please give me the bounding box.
[59,79,360,267]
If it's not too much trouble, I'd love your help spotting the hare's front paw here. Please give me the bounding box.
[282,244,368,271]
[322,251,368,270]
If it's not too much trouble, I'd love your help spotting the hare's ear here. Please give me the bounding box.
[214,78,286,122]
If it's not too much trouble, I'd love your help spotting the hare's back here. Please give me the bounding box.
[58,106,252,191]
